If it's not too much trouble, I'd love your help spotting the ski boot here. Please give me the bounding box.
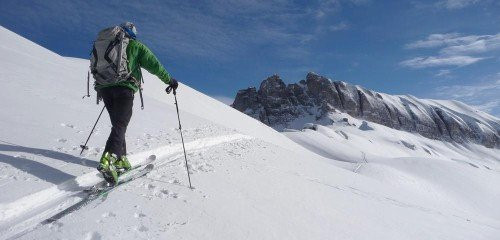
[97,152,119,185]
[114,155,132,174]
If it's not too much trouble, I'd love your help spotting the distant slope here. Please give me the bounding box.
[232,73,500,148]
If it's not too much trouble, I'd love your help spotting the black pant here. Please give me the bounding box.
[100,86,134,158]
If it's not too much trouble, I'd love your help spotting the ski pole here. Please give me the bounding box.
[138,68,145,110]
[80,106,105,155]
[166,86,193,189]
[82,71,91,99]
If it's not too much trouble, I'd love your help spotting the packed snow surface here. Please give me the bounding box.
[0,25,499,239]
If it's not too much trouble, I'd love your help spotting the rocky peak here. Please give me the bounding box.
[306,72,330,86]
[305,72,342,114]
[259,74,286,96]
[231,87,260,113]
[232,72,500,148]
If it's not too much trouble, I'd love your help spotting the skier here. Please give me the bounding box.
[92,22,178,184]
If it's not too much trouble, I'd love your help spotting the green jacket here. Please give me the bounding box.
[95,39,172,92]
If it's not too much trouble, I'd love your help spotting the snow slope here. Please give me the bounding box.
[1,25,500,240]
[284,113,500,220]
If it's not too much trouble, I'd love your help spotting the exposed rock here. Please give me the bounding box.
[231,87,267,123]
[303,123,317,131]
[305,73,342,115]
[232,72,500,148]
[257,75,301,125]
[401,141,417,150]
[359,121,374,131]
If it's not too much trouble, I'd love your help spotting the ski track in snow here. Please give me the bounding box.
[0,133,252,239]
[23,137,499,240]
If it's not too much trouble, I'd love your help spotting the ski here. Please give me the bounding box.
[41,155,156,225]
[88,163,155,203]
[11,156,157,239]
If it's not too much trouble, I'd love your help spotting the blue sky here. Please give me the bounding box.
[1,0,499,116]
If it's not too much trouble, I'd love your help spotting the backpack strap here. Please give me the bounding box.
[91,45,98,69]
[90,44,99,75]
[104,38,120,72]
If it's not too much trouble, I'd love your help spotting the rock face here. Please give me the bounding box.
[232,72,500,148]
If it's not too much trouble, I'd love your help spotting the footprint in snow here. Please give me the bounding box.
[60,123,75,129]
[84,231,102,240]
[169,179,180,185]
[101,212,116,218]
[189,162,214,173]
[157,189,179,199]
[135,225,149,232]
[48,221,64,230]
[57,138,67,143]
[134,212,147,218]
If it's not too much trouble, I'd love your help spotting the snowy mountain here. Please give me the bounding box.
[1,25,500,240]
[232,73,500,148]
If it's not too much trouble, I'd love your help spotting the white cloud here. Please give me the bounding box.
[474,100,500,113]
[329,22,349,31]
[402,32,500,69]
[435,69,452,77]
[414,0,483,10]
[400,55,484,68]
[437,0,481,9]
[431,76,500,116]
[440,34,500,55]
[406,33,471,49]
[407,32,500,54]
[436,80,497,99]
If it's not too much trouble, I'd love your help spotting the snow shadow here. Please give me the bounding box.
[0,143,91,168]
[0,153,75,184]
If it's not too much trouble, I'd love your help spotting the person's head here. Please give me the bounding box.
[120,22,137,39]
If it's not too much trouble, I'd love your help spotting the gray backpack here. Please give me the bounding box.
[90,26,132,85]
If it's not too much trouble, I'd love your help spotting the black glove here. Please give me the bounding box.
[169,78,179,91]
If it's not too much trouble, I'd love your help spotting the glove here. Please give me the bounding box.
[169,78,179,91]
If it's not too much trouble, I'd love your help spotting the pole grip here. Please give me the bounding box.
[165,86,177,95]
[165,86,172,94]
